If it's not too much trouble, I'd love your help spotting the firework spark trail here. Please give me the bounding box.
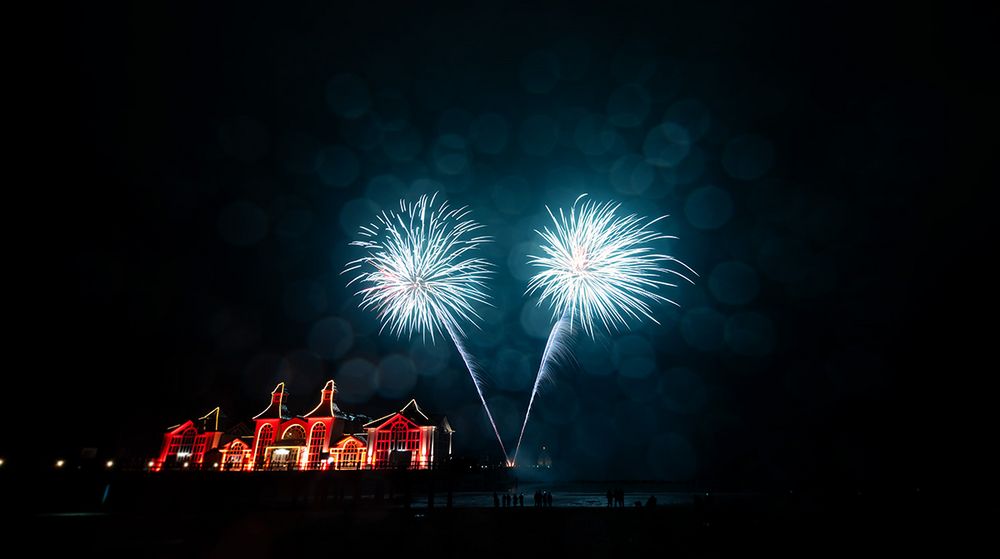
[513,310,571,464]
[443,319,508,461]
[513,194,696,464]
[345,193,509,462]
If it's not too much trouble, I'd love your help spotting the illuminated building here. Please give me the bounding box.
[250,380,346,471]
[153,407,225,470]
[364,399,454,469]
[154,380,451,471]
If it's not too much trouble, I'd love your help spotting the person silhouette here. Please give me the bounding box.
[607,489,613,507]
[519,493,524,507]
[534,489,541,507]
[646,495,657,508]
[546,491,553,507]
[493,492,499,508]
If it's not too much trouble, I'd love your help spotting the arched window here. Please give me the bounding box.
[225,440,248,470]
[390,421,408,450]
[177,428,196,461]
[307,423,326,470]
[282,425,306,440]
[339,440,363,470]
[254,424,275,468]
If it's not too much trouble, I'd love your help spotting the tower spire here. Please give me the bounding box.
[304,380,341,418]
[253,382,290,420]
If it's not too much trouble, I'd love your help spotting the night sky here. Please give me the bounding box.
[19,2,991,485]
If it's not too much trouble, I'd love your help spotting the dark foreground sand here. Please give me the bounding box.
[6,470,987,557]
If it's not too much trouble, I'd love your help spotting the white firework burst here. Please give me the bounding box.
[345,193,508,461]
[345,193,492,340]
[514,194,695,464]
[526,194,696,337]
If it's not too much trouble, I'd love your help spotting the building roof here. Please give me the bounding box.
[253,382,291,420]
[303,380,345,418]
[165,407,226,434]
[364,399,445,429]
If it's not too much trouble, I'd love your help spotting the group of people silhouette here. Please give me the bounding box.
[607,487,626,507]
[492,490,554,507]
[490,488,657,508]
[607,488,658,508]
[493,492,525,507]
[534,489,553,507]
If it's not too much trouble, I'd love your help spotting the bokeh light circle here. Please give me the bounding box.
[725,311,776,356]
[307,317,354,360]
[709,261,761,305]
[680,307,726,351]
[685,186,734,230]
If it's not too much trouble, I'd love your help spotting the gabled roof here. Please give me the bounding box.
[364,399,440,429]
[165,419,196,435]
[253,382,291,420]
[165,407,225,434]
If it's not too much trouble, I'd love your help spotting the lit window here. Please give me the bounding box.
[177,428,196,463]
[307,423,326,470]
[337,440,363,470]
[254,424,275,469]
[282,425,305,441]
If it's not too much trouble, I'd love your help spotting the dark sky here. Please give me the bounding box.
[16,1,991,485]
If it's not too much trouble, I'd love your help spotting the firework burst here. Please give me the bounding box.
[345,193,508,461]
[526,194,696,337]
[514,194,695,463]
[345,193,492,340]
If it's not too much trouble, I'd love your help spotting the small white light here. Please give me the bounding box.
[213,463,219,468]
[56,459,65,468]
[274,449,290,456]
[148,461,155,468]
[106,460,114,469]
[183,462,189,468]
[0,458,5,467]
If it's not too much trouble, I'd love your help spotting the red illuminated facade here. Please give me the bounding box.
[250,380,343,471]
[154,381,452,471]
[154,408,225,470]
[364,400,453,469]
